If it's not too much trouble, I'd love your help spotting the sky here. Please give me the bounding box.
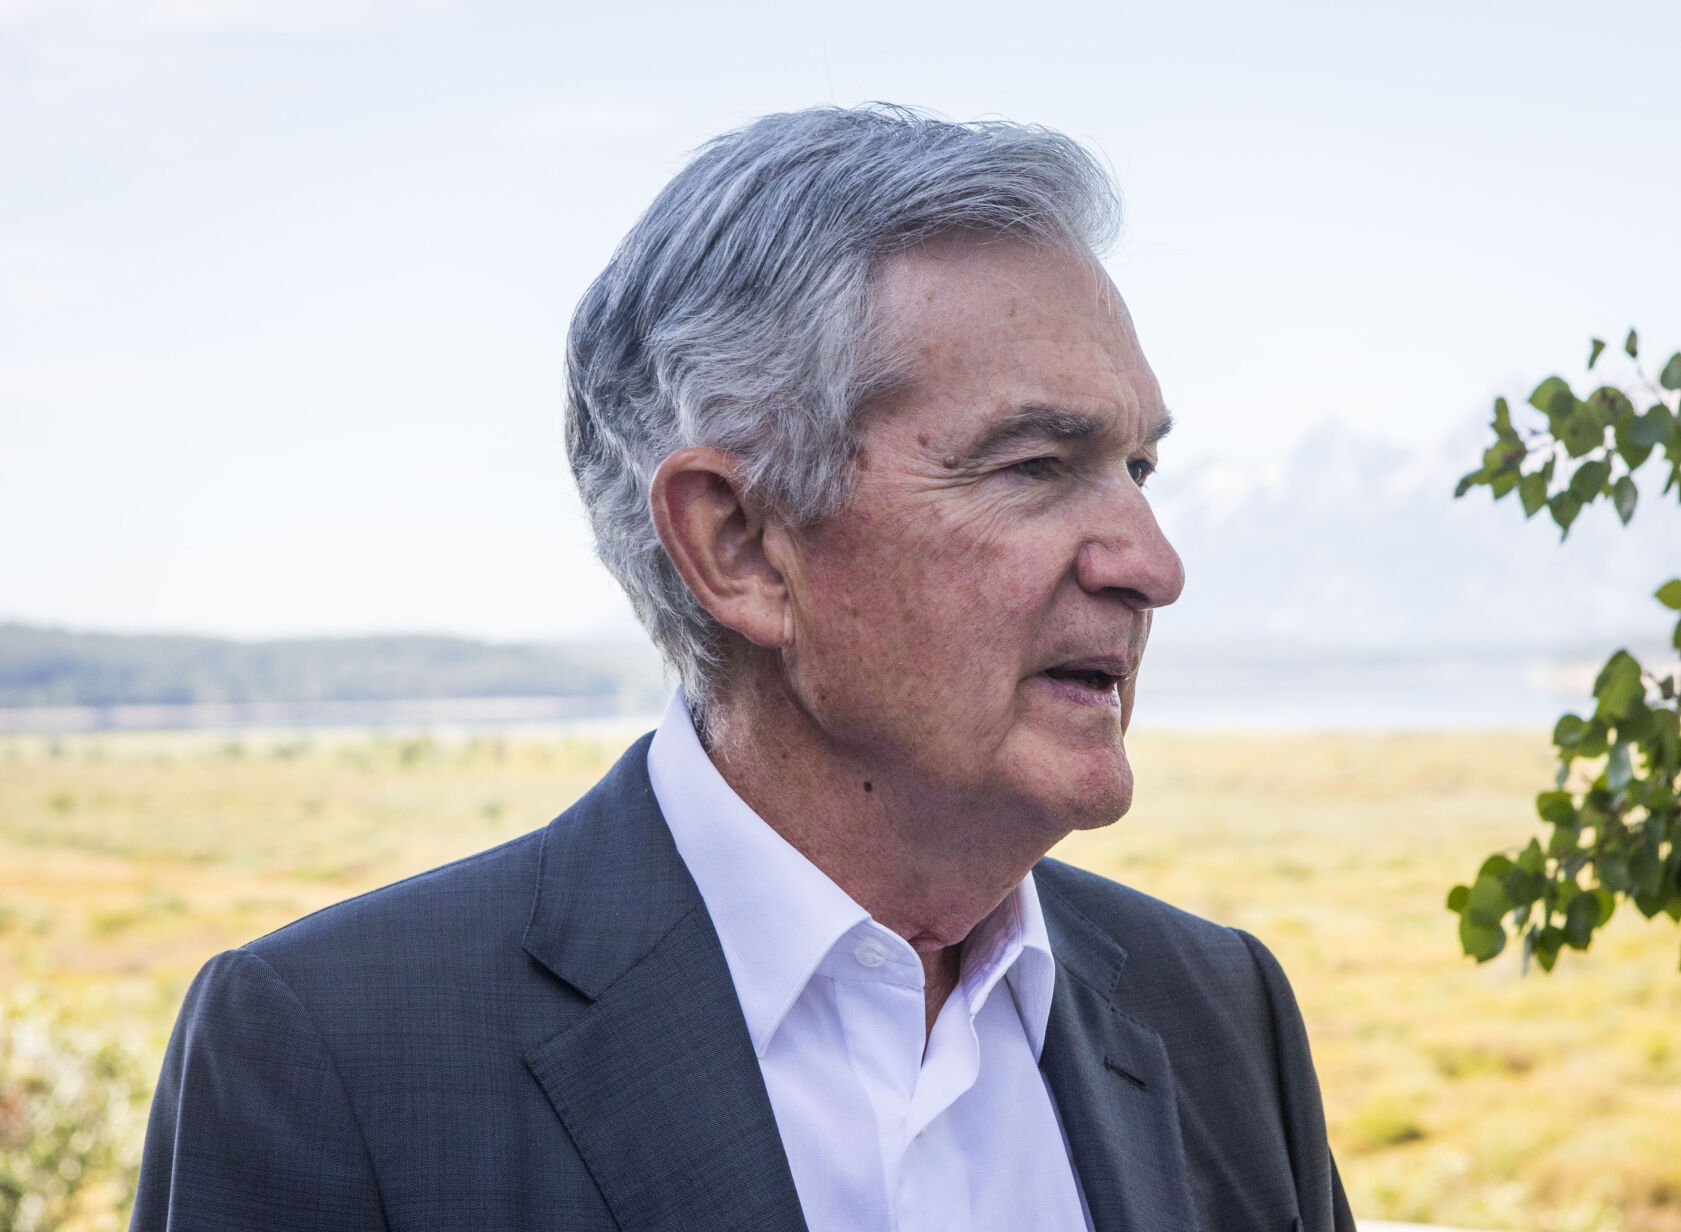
[2,0,1679,644]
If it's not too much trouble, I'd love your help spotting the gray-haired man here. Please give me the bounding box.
[133,105,1355,1232]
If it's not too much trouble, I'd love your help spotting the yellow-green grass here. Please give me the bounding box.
[3,728,1678,1232]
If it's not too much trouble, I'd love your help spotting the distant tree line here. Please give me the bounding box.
[0,624,665,708]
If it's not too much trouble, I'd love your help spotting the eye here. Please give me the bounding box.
[1127,457,1156,487]
[1007,455,1064,480]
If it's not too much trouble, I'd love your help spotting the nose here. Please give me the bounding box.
[1074,484,1185,610]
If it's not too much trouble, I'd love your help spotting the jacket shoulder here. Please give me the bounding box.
[1033,855,1292,1057]
[1034,854,1254,968]
[245,826,547,975]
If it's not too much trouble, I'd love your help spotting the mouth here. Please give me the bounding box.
[1038,657,1132,698]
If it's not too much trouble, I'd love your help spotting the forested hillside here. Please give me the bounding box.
[0,624,664,707]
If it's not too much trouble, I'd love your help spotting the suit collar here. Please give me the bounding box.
[521,733,700,999]
[521,736,809,1232]
[645,693,1059,1059]
[1037,862,1201,1232]
[517,743,1196,1232]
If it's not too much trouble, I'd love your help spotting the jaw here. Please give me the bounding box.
[985,697,1136,836]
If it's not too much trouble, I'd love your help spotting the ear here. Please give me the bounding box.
[649,448,793,649]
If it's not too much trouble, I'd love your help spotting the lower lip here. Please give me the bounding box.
[1035,672,1123,709]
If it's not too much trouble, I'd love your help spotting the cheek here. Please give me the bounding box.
[801,504,1043,693]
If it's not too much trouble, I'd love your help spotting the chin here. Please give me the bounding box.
[1061,773,1133,832]
[1007,743,1135,834]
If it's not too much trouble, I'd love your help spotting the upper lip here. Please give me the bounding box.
[1041,656,1134,681]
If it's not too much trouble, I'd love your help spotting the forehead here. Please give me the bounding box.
[865,237,1160,441]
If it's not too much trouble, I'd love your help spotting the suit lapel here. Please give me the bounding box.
[520,737,808,1232]
[1038,872,1200,1232]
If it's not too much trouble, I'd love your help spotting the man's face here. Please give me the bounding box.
[775,237,1183,838]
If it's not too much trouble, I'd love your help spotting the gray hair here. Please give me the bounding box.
[564,104,1121,707]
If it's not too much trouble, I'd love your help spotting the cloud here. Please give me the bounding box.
[0,0,461,98]
[0,0,454,36]
[0,355,141,404]
[7,33,157,99]
[499,100,670,144]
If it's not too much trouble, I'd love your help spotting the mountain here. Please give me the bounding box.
[1146,423,1681,664]
[0,625,665,708]
[4,425,1674,728]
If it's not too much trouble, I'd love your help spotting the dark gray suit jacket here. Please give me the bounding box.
[131,735,1354,1231]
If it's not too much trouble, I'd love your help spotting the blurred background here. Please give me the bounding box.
[2,2,1679,1230]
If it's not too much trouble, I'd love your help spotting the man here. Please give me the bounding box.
[132,105,1355,1231]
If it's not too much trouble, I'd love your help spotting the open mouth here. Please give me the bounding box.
[1044,667,1118,691]
[1041,664,1125,693]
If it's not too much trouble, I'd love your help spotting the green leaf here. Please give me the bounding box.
[1454,469,1485,499]
[1478,854,1515,880]
[1577,717,1610,758]
[1599,850,1632,892]
[1483,440,1525,474]
[1564,890,1600,948]
[1587,385,1636,423]
[1459,913,1505,962]
[1594,650,1644,720]
[1518,471,1548,516]
[1529,375,1574,416]
[1518,837,1546,873]
[1502,865,1546,907]
[1628,403,1675,448]
[1447,884,1470,913]
[1614,422,1655,470]
[1618,700,1655,744]
[1553,705,1580,746]
[1535,926,1562,971]
[1568,458,1611,500]
[1612,475,1638,523]
[1560,410,1605,458]
[1467,874,1509,926]
[1606,741,1635,791]
[1549,490,1582,536]
[1625,328,1639,358]
[1631,843,1664,902]
[1490,468,1518,498]
[1492,396,1514,435]
[1656,579,1681,610]
[1536,790,1577,825]
[1548,824,1580,859]
[1655,713,1681,772]
[1661,351,1681,391]
[1588,338,1606,369]
[1673,615,1681,653]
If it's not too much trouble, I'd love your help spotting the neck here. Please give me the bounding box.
[699,660,1065,953]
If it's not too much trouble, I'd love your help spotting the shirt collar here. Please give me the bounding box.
[647,691,1058,1058]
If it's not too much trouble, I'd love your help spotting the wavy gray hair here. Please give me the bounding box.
[564,104,1121,708]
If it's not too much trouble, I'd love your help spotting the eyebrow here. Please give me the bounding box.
[958,404,1175,463]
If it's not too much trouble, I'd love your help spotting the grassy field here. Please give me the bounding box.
[3,726,1678,1231]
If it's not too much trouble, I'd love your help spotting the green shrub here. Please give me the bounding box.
[0,986,148,1232]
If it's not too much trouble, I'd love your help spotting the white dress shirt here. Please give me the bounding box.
[647,693,1091,1232]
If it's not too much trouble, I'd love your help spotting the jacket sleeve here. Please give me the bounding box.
[1236,931,1356,1232]
[129,949,388,1232]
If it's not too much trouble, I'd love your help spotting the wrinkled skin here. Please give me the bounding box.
[655,235,1185,961]
[773,237,1184,848]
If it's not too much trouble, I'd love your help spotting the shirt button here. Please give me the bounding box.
[853,938,887,968]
